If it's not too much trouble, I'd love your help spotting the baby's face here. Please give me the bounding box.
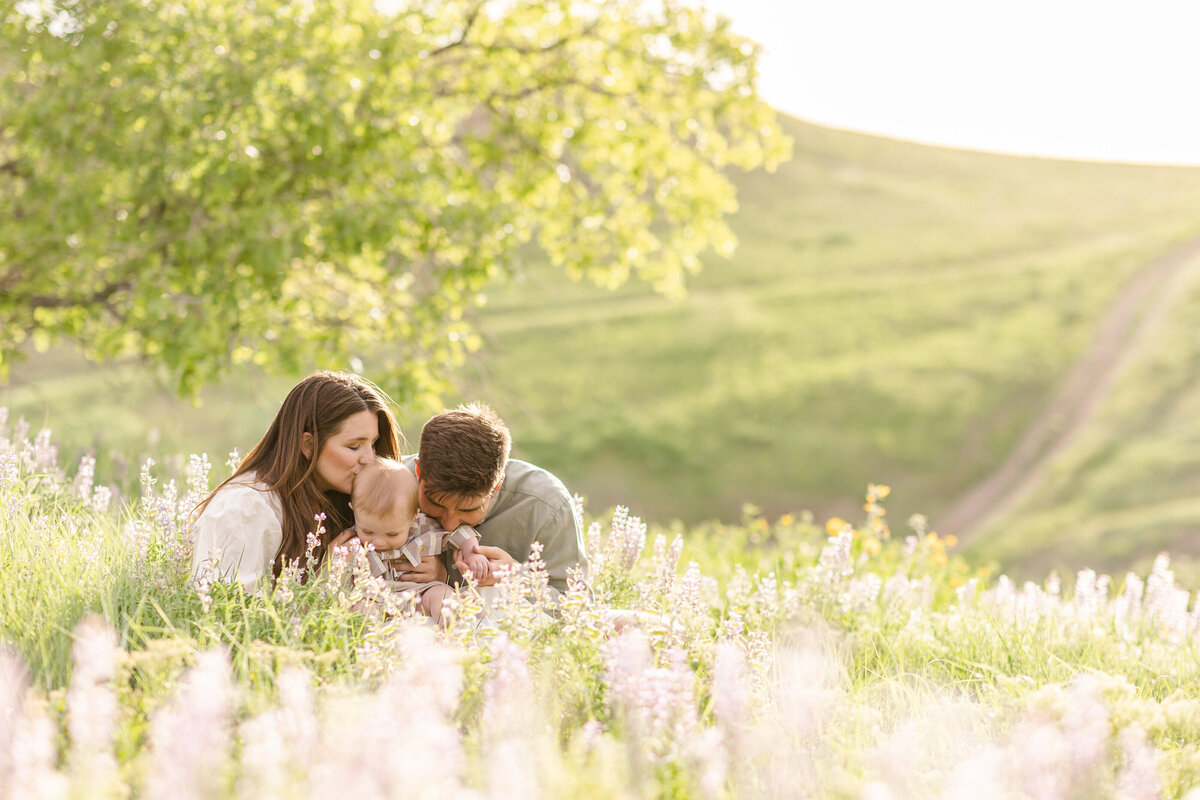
[354,507,415,552]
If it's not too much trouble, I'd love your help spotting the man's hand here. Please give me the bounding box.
[383,553,447,584]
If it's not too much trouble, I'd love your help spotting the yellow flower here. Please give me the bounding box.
[933,551,948,567]
[863,537,881,556]
[826,517,847,536]
[780,513,795,526]
[926,532,940,548]
[944,534,958,548]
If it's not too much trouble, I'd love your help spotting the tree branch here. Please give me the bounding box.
[428,0,485,58]
[28,280,132,309]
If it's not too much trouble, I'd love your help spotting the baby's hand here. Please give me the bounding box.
[456,549,491,582]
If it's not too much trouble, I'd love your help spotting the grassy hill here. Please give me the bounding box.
[466,117,1200,530]
[965,256,1200,585]
[6,115,1200,580]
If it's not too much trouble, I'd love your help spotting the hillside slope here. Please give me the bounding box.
[467,116,1200,531]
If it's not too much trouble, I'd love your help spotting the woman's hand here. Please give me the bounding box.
[385,554,447,584]
[329,527,358,550]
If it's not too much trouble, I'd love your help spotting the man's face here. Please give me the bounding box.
[417,480,498,532]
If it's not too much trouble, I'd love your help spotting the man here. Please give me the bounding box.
[395,403,588,596]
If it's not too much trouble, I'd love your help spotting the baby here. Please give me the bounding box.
[351,457,490,621]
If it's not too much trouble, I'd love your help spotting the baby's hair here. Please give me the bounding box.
[352,457,418,520]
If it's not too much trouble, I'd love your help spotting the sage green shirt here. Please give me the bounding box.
[403,456,588,595]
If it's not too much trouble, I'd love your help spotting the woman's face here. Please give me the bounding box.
[312,410,379,495]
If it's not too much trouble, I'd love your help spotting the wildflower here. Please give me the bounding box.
[825,517,847,537]
[144,648,234,800]
[842,573,882,614]
[862,536,881,556]
[1115,726,1161,800]
[90,485,113,514]
[316,624,467,798]
[32,428,57,472]
[10,693,69,800]
[711,642,750,728]
[236,665,317,800]
[481,635,545,799]
[73,455,96,503]
[66,617,119,792]
[604,630,699,763]
[185,452,211,497]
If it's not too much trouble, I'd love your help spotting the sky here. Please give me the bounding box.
[697,0,1200,166]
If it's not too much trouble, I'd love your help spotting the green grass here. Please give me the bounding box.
[6,441,1200,797]
[8,116,1200,582]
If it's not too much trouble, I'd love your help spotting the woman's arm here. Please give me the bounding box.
[192,482,283,593]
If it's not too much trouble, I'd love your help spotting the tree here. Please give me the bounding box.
[0,0,790,399]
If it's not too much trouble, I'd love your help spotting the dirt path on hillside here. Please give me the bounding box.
[936,234,1200,544]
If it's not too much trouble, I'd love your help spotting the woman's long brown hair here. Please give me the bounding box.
[195,371,402,577]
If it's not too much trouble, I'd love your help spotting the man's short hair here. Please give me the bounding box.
[418,403,511,499]
[352,457,418,519]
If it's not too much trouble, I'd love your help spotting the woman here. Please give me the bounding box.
[192,370,402,592]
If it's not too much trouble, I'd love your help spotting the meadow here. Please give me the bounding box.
[5,413,1200,799]
[966,252,1200,586]
[8,117,1200,586]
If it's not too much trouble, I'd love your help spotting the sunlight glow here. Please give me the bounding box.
[697,0,1200,165]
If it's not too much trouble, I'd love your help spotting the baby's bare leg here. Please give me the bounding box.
[420,583,451,621]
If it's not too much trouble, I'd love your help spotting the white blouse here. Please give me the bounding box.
[192,477,284,593]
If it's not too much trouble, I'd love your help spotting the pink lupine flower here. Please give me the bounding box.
[601,506,647,572]
[1115,572,1144,636]
[586,520,606,574]
[842,573,883,614]
[144,648,234,800]
[1060,677,1112,778]
[604,631,699,763]
[860,780,903,800]
[312,626,473,798]
[235,667,317,800]
[481,634,544,799]
[1115,726,1162,800]
[0,648,30,798]
[711,642,749,729]
[32,428,57,472]
[183,453,211,516]
[89,485,113,514]
[65,617,118,791]
[939,745,1009,800]
[815,527,854,583]
[688,726,726,800]
[558,564,607,643]
[0,450,19,512]
[73,455,95,503]
[11,697,68,800]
